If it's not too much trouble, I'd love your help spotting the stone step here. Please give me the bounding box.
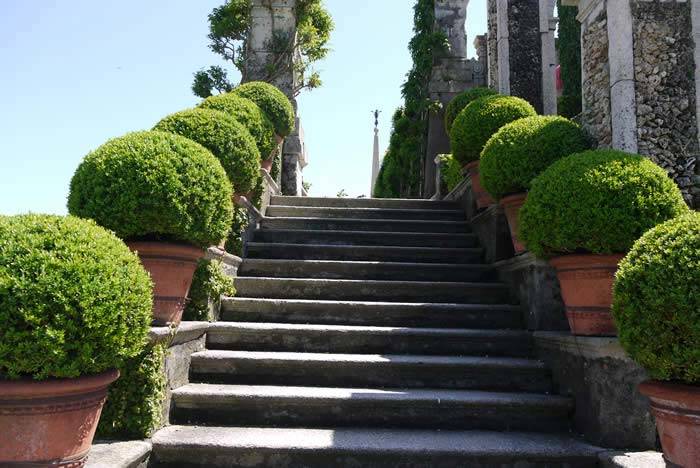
[151,426,601,467]
[260,217,472,233]
[266,206,466,221]
[252,229,478,247]
[171,384,573,431]
[270,195,460,210]
[189,351,552,392]
[206,322,532,356]
[246,243,483,263]
[239,259,496,282]
[221,298,523,329]
[234,277,511,304]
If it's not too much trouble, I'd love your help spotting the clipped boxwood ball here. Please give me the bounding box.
[613,213,700,383]
[450,95,537,166]
[68,131,233,249]
[480,115,590,200]
[154,108,261,193]
[519,150,688,258]
[0,214,152,379]
[233,81,295,137]
[199,93,276,159]
[444,87,498,133]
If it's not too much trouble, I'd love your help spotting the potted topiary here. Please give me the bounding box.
[450,95,536,209]
[198,92,277,167]
[154,108,261,201]
[613,213,700,467]
[0,214,152,466]
[480,115,589,254]
[519,149,688,336]
[233,82,295,170]
[444,87,498,134]
[68,131,233,326]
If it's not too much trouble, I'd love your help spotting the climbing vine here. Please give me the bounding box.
[374,0,447,198]
[192,0,333,98]
[557,0,582,118]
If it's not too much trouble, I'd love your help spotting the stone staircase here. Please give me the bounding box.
[150,195,603,467]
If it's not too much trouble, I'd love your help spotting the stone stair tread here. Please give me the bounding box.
[151,426,603,465]
[252,229,477,247]
[266,205,466,221]
[235,276,505,288]
[270,195,460,209]
[260,216,472,234]
[246,242,482,254]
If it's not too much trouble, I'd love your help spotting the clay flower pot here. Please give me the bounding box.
[127,241,203,326]
[260,159,274,172]
[639,380,700,468]
[0,369,119,467]
[549,253,624,336]
[499,192,528,255]
[463,161,496,210]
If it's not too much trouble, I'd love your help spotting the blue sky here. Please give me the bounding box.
[0,1,487,214]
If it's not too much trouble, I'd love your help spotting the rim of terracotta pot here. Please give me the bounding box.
[0,369,120,400]
[261,159,274,172]
[499,192,528,207]
[549,253,626,269]
[462,160,480,174]
[639,380,700,408]
[126,240,203,258]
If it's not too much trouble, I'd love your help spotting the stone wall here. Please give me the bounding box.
[632,0,698,206]
[508,0,543,113]
[581,9,612,148]
[487,0,499,88]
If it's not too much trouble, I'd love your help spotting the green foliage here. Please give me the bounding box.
[192,66,235,98]
[154,108,261,194]
[444,87,498,133]
[68,131,233,249]
[0,214,152,380]
[450,95,537,166]
[97,341,166,439]
[557,1,582,105]
[199,92,276,160]
[613,213,700,384]
[184,259,236,322]
[519,150,689,258]
[270,145,283,181]
[480,116,590,200]
[225,205,251,256]
[439,154,463,193]
[234,81,295,137]
[558,95,582,119]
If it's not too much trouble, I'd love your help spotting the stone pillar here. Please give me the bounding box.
[281,117,307,196]
[487,0,499,88]
[371,127,380,196]
[475,34,489,85]
[540,0,558,115]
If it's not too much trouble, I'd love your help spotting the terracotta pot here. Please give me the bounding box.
[500,192,528,255]
[549,253,624,336]
[639,380,700,468]
[0,369,119,467]
[260,159,274,172]
[233,192,253,205]
[127,241,203,326]
[464,161,496,210]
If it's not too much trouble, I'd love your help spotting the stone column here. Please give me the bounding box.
[487,0,499,88]
[540,0,558,115]
[281,117,307,196]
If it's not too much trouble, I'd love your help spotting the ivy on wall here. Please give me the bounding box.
[374,0,447,198]
[557,0,582,118]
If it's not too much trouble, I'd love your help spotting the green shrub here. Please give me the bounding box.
[613,213,700,383]
[439,154,463,193]
[183,259,236,321]
[233,81,295,137]
[450,95,537,166]
[558,95,582,118]
[519,150,688,258]
[68,131,233,249]
[444,87,498,133]
[199,92,276,159]
[154,108,261,194]
[225,205,251,256]
[97,341,166,439]
[480,115,590,200]
[0,214,152,379]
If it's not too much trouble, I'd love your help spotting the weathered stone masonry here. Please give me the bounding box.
[487,0,499,88]
[508,0,544,113]
[581,9,612,148]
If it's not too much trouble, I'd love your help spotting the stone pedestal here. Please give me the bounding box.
[282,117,308,196]
[470,205,514,264]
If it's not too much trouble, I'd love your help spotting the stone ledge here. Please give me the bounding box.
[598,451,666,468]
[148,321,210,347]
[87,440,151,468]
[534,331,631,361]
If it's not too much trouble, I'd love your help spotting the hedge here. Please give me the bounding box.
[233,81,295,137]
[183,259,236,322]
[519,150,689,258]
[613,212,700,383]
[0,214,152,379]
[480,115,590,200]
[154,108,261,194]
[68,131,233,249]
[444,87,498,133]
[439,153,463,194]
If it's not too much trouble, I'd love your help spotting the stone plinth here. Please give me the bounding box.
[470,204,514,264]
[282,117,307,196]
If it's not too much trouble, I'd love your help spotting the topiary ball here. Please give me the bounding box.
[450,95,537,166]
[0,214,152,379]
[154,108,261,194]
[199,92,276,159]
[480,115,590,200]
[233,81,295,137]
[444,87,498,133]
[68,131,233,249]
[613,212,700,383]
[519,149,688,258]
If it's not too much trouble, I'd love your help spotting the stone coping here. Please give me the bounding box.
[205,246,242,268]
[443,177,470,201]
[493,251,549,272]
[533,331,632,361]
[87,440,151,468]
[597,450,666,468]
[148,321,210,347]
